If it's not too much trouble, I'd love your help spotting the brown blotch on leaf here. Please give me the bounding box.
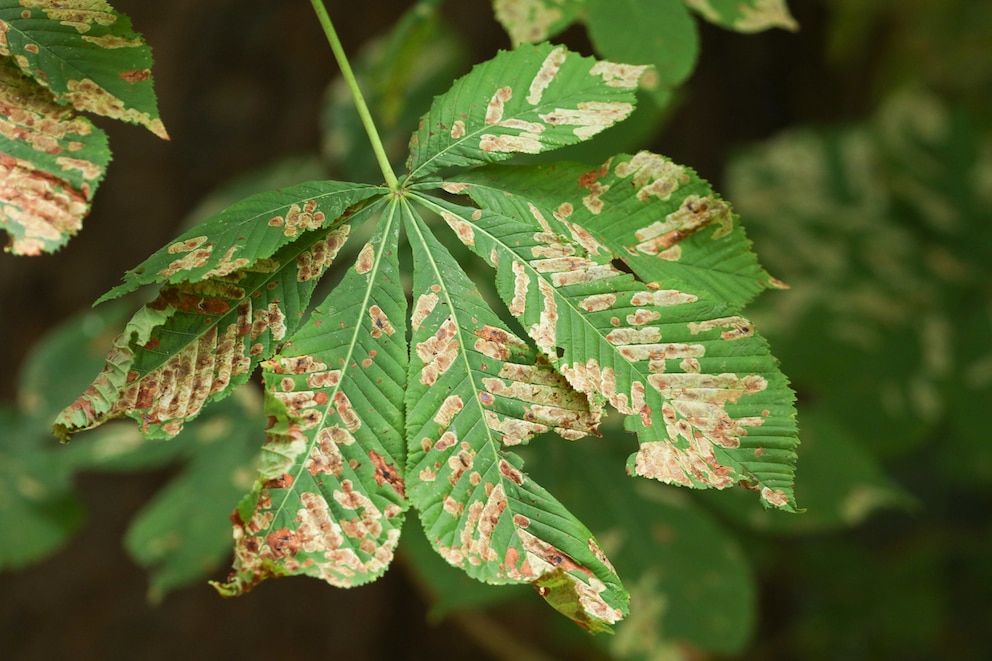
[369,450,406,497]
[119,69,151,84]
[485,86,512,125]
[447,449,475,486]
[368,305,396,338]
[434,395,464,429]
[355,242,375,274]
[332,391,361,432]
[498,459,524,485]
[415,317,459,385]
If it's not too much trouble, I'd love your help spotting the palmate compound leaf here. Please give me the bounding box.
[403,202,628,633]
[406,42,647,180]
[0,0,167,138]
[0,61,109,255]
[215,200,409,594]
[54,187,387,441]
[412,178,799,511]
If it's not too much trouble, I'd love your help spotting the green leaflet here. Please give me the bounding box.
[415,185,798,510]
[406,42,646,179]
[492,0,584,45]
[217,202,409,594]
[54,198,383,441]
[99,181,384,301]
[685,0,798,33]
[453,154,778,307]
[0,0,167,137]
[404,203,628,632]
[0,61,110,255]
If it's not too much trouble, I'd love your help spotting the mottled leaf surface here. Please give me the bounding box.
[54,201,381,440]
[99,181,383,302]
[416,186,798,510]
[217,203,408,594]
[0,0,167,137]
[406,43,646,179]
[0,61,109,255]
[404,204,627,632]
[492,0,584,45]
[685,0,798,33]
[458,154,778,307]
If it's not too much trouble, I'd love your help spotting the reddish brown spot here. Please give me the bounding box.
[119,69,151,84]
[263,473,295,489]
[578,160,610,189]
[266,528,300,558]
[498,459,524,485]
[369,450,405,498]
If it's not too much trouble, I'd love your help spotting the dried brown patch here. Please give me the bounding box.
[369,450,405,498]
[368,305,396,338]
[416,317,460,386]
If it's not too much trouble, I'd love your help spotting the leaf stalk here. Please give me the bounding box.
[310,0,400,190]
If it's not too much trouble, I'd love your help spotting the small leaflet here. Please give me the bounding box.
[0,62,109,255]
[406,43,644,179]
[0,0,168,137]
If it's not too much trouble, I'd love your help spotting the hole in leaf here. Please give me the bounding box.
[611,257,635,276]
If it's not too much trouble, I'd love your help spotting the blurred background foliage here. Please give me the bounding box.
[1,0,990,659]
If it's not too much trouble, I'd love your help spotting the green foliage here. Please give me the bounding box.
[43,28,799,635]
[0,0,166,255]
